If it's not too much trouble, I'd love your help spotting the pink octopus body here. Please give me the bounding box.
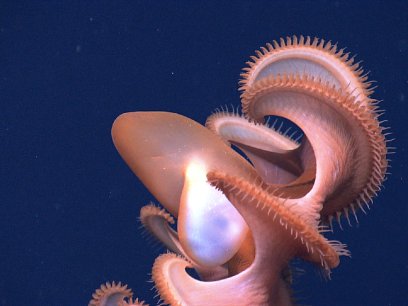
[90,36,388,306]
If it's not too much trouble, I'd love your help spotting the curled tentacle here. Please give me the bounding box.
[242,75,387,224]
[89,282,135,306]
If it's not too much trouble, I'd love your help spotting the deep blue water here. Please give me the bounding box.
[1,1,407,305]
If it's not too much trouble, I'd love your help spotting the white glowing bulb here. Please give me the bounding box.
[178,160,248,267]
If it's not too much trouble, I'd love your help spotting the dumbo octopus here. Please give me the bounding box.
[89,36,389,306]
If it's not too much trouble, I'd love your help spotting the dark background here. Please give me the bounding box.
[1,1,407,305]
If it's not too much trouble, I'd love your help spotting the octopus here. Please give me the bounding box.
[89,36,388,306]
